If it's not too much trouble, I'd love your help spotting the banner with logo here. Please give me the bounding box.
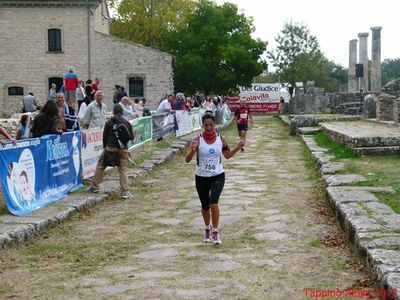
[0,132,82,216]
[227,83,281,113]
[152,113,176,140]
[81,128,103,179]
[128,116,153,150]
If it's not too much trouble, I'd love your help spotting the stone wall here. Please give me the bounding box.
[376,93,396,121]
[94,33,173,110]
[381,78,400,98]
[0,6,90,115]
[288,82,374,117]
[0,1,173,115]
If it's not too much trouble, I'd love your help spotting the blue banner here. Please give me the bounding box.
[0,132,83,216]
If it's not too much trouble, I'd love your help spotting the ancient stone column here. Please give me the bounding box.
[348,39,358,92]
[370,26,382,92]
[358,32,369,91]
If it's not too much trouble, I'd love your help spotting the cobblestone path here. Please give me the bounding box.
[0,117,374,299]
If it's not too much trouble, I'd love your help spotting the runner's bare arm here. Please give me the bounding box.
[185,136,199,163]
[221,136,244,159]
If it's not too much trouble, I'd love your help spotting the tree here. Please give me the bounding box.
[162,0,266,95]
[382,58,400,85]
[268,22,346,92]
[109,0,196,49]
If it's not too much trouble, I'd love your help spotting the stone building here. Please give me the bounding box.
[0,0,174,115]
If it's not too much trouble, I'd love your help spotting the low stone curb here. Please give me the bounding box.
[301,134,400,299]
[0,121,232,250]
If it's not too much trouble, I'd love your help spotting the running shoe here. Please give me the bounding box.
[88,187,99,193]
[204,226,213,243]
[121,191,133,200]
[212,230,222,245]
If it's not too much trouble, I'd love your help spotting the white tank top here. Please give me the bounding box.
[195,134,224,177]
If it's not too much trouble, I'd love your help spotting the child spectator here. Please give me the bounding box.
[15,114,30,140]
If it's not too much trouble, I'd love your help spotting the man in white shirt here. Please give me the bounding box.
[119,96,135,120]
[82,91,108,129]
[155,94,174,114]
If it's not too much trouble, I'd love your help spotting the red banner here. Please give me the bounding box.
[226,96,279,113]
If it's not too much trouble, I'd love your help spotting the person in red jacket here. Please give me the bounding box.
[234,99,252,152]
[63,66,79,109]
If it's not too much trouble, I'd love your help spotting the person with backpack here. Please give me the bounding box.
[88,104,134,200]
[234,99,252,152]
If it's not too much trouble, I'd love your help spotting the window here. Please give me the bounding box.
[128,77,144,97]
[8,86,24,96]
[48,77,63,93]
[48,28,62,52]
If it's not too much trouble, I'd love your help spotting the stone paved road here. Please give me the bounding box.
[0,117,375,299]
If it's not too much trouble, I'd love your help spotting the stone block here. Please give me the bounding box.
[323,174,367,186]
[367,249,400,281]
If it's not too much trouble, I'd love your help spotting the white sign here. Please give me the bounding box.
[81,128,103,179]
[239,84,281,102]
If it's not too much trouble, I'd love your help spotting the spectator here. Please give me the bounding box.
[88,104,134,200]
[85,79,94,101]
[15,114,30,140]
[133,98,144,117]
[91,77,101,93]
[63,96,80,132]
[78,92,91,124]
[30,100,61,138]
[76,80,86,109]
[142,98,151,116]
[194,94,203,107]
[56,93,67,131]
[23,92,39,113]
[0,126,17,146]
[49,83,57,101]
[116,86,128,103]
[120,96,135,120]
[64,66,79,109]
[173,94,185,110]
[155,94,174,114]
[82,90,108,129]
[112,85,121,104]
[184,97,193,111]
[202,96,215,111]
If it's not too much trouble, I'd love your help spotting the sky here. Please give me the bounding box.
[215,0,399,68]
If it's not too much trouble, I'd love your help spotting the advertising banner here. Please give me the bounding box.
[227,83,281,113]
[128,116,153,150]
[175,108,203,137]
[152,113,176,140]
[81,128,103,179]
[0,132,82,216]
[190,108,203,131]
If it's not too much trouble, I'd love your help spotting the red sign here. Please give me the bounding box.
[226,96,279,113]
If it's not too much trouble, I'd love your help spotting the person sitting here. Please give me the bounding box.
[15,114,30,140]
[30,100,62,138]
[23,92,40,113]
